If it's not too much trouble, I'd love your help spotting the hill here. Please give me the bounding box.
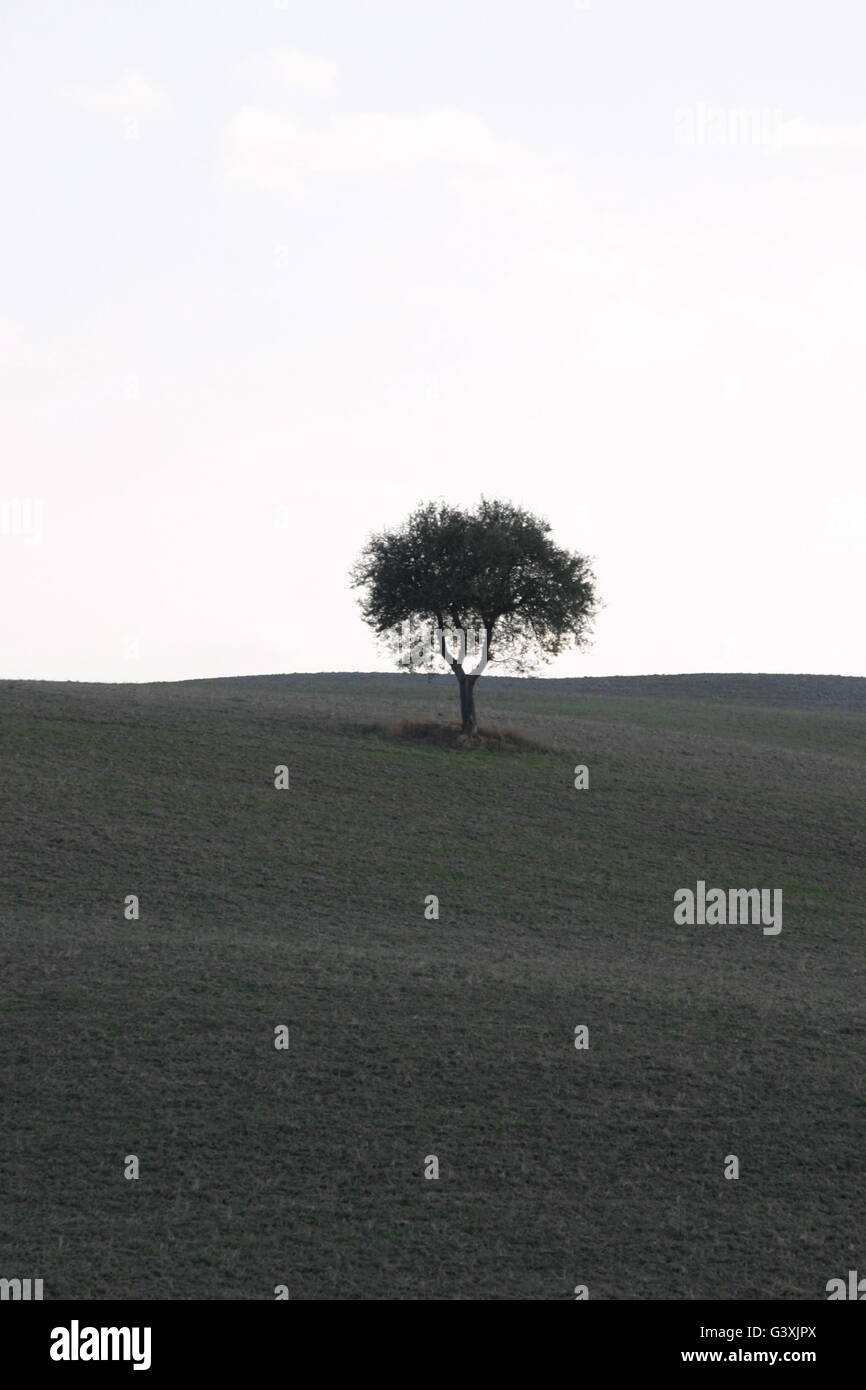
[1,672,863,1299]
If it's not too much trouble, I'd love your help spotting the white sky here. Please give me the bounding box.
[2,0,864,682]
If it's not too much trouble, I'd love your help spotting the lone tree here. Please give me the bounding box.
[351,498,600,736]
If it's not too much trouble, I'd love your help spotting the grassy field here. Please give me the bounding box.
[0,671,863,1300]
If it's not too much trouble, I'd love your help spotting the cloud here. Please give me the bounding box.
[58,70,172,121]
[236,48,337,94]
[226,105,541,192]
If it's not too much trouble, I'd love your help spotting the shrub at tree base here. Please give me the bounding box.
[387,718,554,753]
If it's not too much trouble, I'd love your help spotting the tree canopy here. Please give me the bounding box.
[351,498,600,733]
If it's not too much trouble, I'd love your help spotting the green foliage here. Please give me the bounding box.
[350,497,600,675]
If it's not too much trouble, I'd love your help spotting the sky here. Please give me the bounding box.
[1,0,864,683]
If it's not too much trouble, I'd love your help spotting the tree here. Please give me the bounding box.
[350,498,600,736]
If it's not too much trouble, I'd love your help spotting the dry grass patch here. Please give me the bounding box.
[377,718,555,754]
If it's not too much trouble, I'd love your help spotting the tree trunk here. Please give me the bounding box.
[456,671,479,735]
